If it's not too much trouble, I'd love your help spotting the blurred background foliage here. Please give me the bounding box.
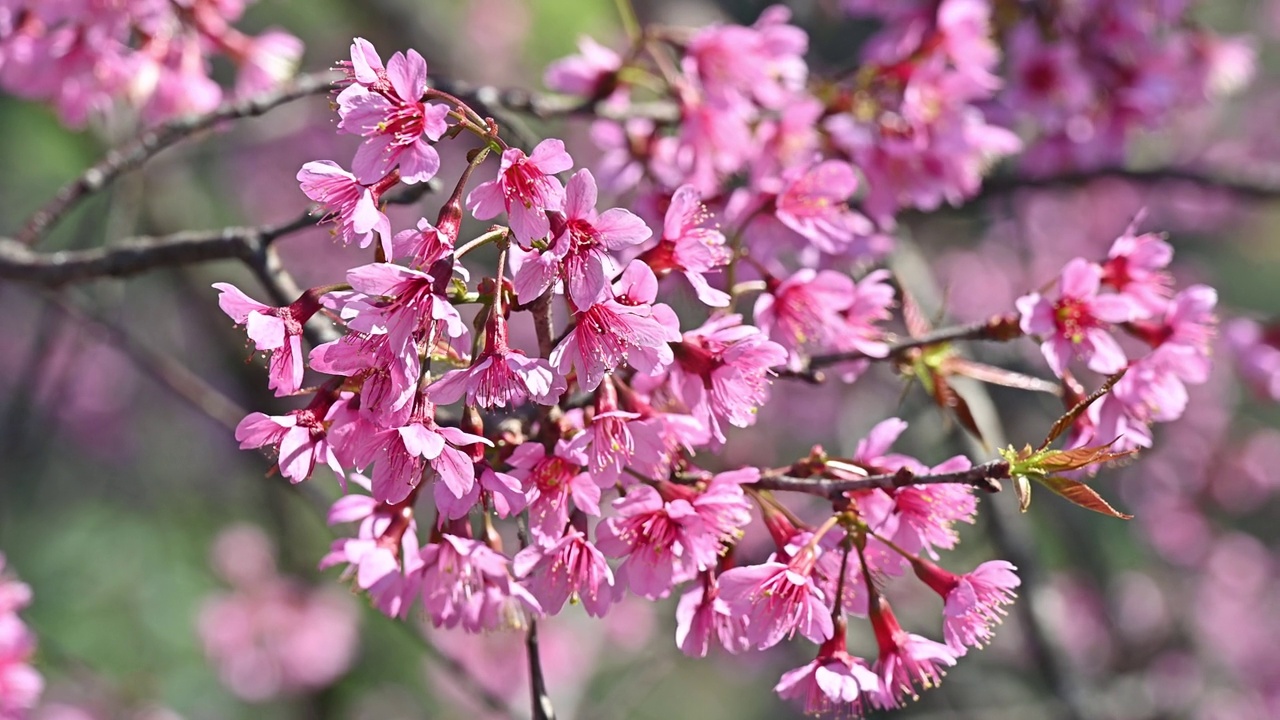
[3,0,1280,719]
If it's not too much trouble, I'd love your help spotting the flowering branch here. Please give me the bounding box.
[15,70,341,247]
[755,459,1010,499]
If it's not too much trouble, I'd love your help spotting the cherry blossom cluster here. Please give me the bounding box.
[0,0,302,127]
[201,16,1215,711]
[197,525,359,702]
[0,554,41,719]
[1016,220,1217,454]
[843,0,1254,175]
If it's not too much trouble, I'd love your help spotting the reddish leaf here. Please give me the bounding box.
[930,374,986,446]
[1040,476,1133,519]
[1038,443,1138,473]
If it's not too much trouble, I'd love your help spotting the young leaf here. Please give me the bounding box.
[1039,369,1127,451]
[1039,475,1133,519]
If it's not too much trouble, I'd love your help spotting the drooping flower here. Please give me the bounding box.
[869,596,957,709]
[319,480,423,618]
[419,534,542,632]
[512,525,614,617]
[911,558,1020,655]
[659,314,788,442]
[213,283,325,397]
[467,139,574,244]
[774,628,880,716]
[674,573,751,657]
[234,390,348,484]
[551,261,680,391]
[1017,258,1133,377]
[596,471,755,600]
[755,268,858,368]
[717,546,833,649]
[428,312,564,409]
[638,185,733,307]
[1100,222,1174,319]
[297,160,395,255]
[506,441,601,544]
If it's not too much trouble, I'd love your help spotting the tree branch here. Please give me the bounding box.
[15,70,341,247]
[1,183,436,287]
[777,314,1022,382]
[754,459,1009,499]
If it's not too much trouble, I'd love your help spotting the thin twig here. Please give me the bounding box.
[16,71,341,246]
[754,459,1009,499]
[973,165,1280,204]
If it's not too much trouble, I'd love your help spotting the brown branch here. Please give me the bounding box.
[778,314,1022,381]
[1,183,435,287]
[755,459,1009,499]
[15,70,341,247]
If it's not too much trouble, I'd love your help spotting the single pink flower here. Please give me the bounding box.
[506,441,601,544]
[717,547,833,649]
[772,160,874,255]
[419,534,542,632]
[336,41,450,184]
[234,390,347,485]
[662,314,788,443]
[1017,258,1133,377]
[912,558,1020,654]
[213,283,324,397]
[675,573,751,657]
[638,185,732,307]
[869,596,957,709]
[320,483,423,618]
[543,36,621,97]
[755,268,858,368]
[234,29,303,99]
[428,312,565,409]
[775,631,879,716]
[467,139,574,244]
[596,474,753,600]
[512,526,615,617]
[1101,223,1174,319]
[296,160,394,255]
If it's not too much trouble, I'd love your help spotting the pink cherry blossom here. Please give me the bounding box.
[772,160,875,256]
[596,473,754,600]
[912,558,1020,654]
[320,480,424,618]
[337,42,451,185]
[1101,224,1174,319]
[213,283,324,396]
[544,36,621,97]
[234,390,347,484]
[717,547,834,649]
[296,160,394,255]
[755,268,859,368]
[512,526,615,617]
[550,262,680,392]
[659,314,788,443]
[428,312,564,409]
[684,4,808,110]
[467,139,574,244]
[0,554,41,719]
[1227,318,1280,402]
[506,441,601,544]
[869,596,957,709]
[638,185,732,307]
[418,534,542,632]
[1017,258,1133,377]
[675,574,751,657]
[775,632,880,716]
[234,29,303,99]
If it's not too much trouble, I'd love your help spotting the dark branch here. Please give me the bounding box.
[778,315,1022,381]
[1,183,435,287]
[15,70,340,246]
[755,459,1009,499]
